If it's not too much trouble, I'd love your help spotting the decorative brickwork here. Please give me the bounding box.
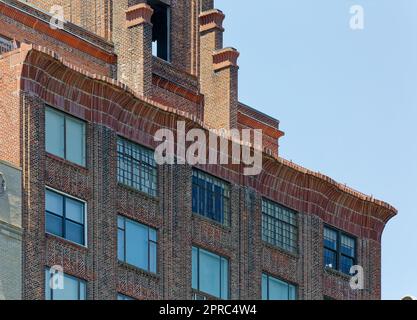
[0,0,397,301]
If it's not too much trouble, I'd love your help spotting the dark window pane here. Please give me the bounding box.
[46,213,63,237]
[192,170,230,225]
[340,256,355,274]
[117,138,157,196]
[262,199,297,253]
[324,228,337,250]
[341,234,355,257]
[65,221,84,245]
[324,248,337,269]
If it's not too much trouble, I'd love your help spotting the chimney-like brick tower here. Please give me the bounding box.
[199,8,240,129]
[116,1,154,97]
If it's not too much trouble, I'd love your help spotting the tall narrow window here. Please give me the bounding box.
[262,274,296,300]
[192,169,230,226]
[262,199,298,253]
[118,216,157,273]
[45,268,86,300]
[148,0,171,61]
[45,189,86,246]
[192,247,229,299]
[323,226,356,274]
[117,137,158,197]
[45,106,86,167]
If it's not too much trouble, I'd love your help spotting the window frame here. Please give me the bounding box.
[261,198,298,253]
[192,246,230,300]
[117,137,158,197]
[45,187,88,247]
[262,273,297,301]
[149,0,171,62]
[117,215,158,274]
[323,225,357,274]
[192,169,231,226]
[45,105,86,167]
[45,268,87,300]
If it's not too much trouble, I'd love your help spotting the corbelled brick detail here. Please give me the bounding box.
[125,3,154,28]
[213,47,240,72]
[199,9,225,33]
[0,0,398,301]
[199,10,239,130]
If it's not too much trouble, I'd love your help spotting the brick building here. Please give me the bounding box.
[0,0,396,300]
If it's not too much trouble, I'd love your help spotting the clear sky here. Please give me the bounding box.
[217,0,417,300]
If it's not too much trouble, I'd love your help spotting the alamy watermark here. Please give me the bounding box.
[350,5,365,30]
[154,121,263,176]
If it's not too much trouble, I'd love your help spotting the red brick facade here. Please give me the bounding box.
[0,0,396,300]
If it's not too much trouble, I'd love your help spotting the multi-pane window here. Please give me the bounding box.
[45,189,86,246]
[192,247,229,299]
[192,169,230,226]
[262,274,296,300]
[117,138,158,197]
[45,106,86,167]
[45,268,86,300]
[262,199,298,253]
[118,216,157,273]
[324,226,356,274]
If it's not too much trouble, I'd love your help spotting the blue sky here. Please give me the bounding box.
[217,0,417,299]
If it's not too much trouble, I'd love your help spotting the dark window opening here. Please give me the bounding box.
[323,226,356,274]
[148,0,170,61]
[0,34,19,54]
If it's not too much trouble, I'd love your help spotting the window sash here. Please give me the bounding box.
[117,138,158,197]
[192,247,229,299]
[117,216,158,273]
[192,170,230,226]
[261,199,298,253]
[323,226,356,274]
[262,274,296,300]
[45,269,86,300]
[45,107,86,166]
[45,189,85,246]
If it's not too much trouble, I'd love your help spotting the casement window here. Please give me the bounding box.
[117,294,135,300]
[262,199,298,253]
[45,106,86,167]
[117,137,158,197]
[192,169,230,226]
[192,247,229,299]
[262,274,297,300]
[118,216,157,273]
[45,189,86,246]
[45,268,86,300]
[323,226,356,274]
[148,0,171,61]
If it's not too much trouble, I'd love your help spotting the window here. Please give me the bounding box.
[117,294,135,300]
[148,0,170,61]
[0,35,17,54]
[192,247,229,299]
[262,199,298,253]
[262,274,296,300]
[45,189,86,246]
[118,216,157,273]
[324,226,356,274]
[192,169,230,225]
[117,138,158,197]
[45,106,86,167]
[45,268,86,300]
